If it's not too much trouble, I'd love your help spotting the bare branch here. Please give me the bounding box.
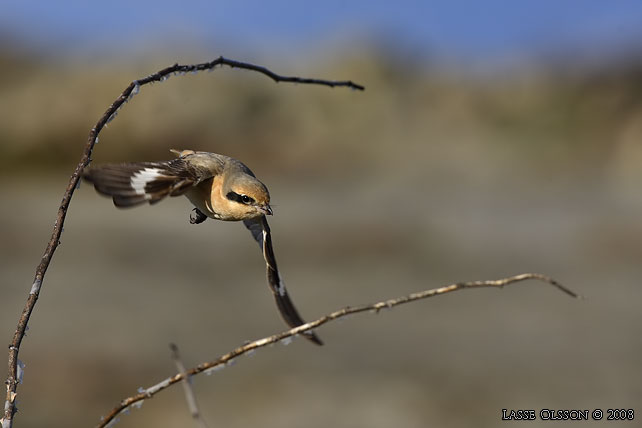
[97,273,579,427]
[170,344,210,428]
[2,57,364,428]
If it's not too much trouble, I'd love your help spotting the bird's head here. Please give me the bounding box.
[225,173,272,218]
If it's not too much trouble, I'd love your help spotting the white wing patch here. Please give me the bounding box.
[130,168,164,198]
[262,227,286,297]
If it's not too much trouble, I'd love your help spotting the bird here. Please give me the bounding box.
[83,149,322,345]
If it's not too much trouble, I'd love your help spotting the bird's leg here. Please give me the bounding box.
[189,208,208,224]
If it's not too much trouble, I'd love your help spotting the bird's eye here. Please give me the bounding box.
[226,191,255,205]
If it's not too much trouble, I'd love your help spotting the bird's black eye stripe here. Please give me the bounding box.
[226,191,254,205]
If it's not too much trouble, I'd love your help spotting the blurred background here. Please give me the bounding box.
[1,1,641,427]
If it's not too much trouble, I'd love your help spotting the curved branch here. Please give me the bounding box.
[97,273,579,427]
[2,57,364,428]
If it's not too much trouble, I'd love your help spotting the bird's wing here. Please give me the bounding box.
[243,216,323,345]
[83,154,222,208]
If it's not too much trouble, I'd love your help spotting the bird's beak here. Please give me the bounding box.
[261,205,273,216]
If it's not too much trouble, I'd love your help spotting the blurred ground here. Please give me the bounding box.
[1,45,641,427]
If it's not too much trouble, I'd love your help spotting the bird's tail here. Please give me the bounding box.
[83,161,193,208]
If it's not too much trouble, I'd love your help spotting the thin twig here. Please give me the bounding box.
[97,273,579,427]
[170,344,209,428]
[2,57,364,428]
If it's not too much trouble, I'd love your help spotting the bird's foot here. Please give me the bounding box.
[189,208,208,224]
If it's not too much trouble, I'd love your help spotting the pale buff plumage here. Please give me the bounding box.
[84,149,321,345]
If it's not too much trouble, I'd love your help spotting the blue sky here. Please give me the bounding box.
[2,1,642,62]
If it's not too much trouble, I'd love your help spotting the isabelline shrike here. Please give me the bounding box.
[84,149,322,345]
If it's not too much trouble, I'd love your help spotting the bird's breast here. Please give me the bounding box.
[184,176,253,222]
